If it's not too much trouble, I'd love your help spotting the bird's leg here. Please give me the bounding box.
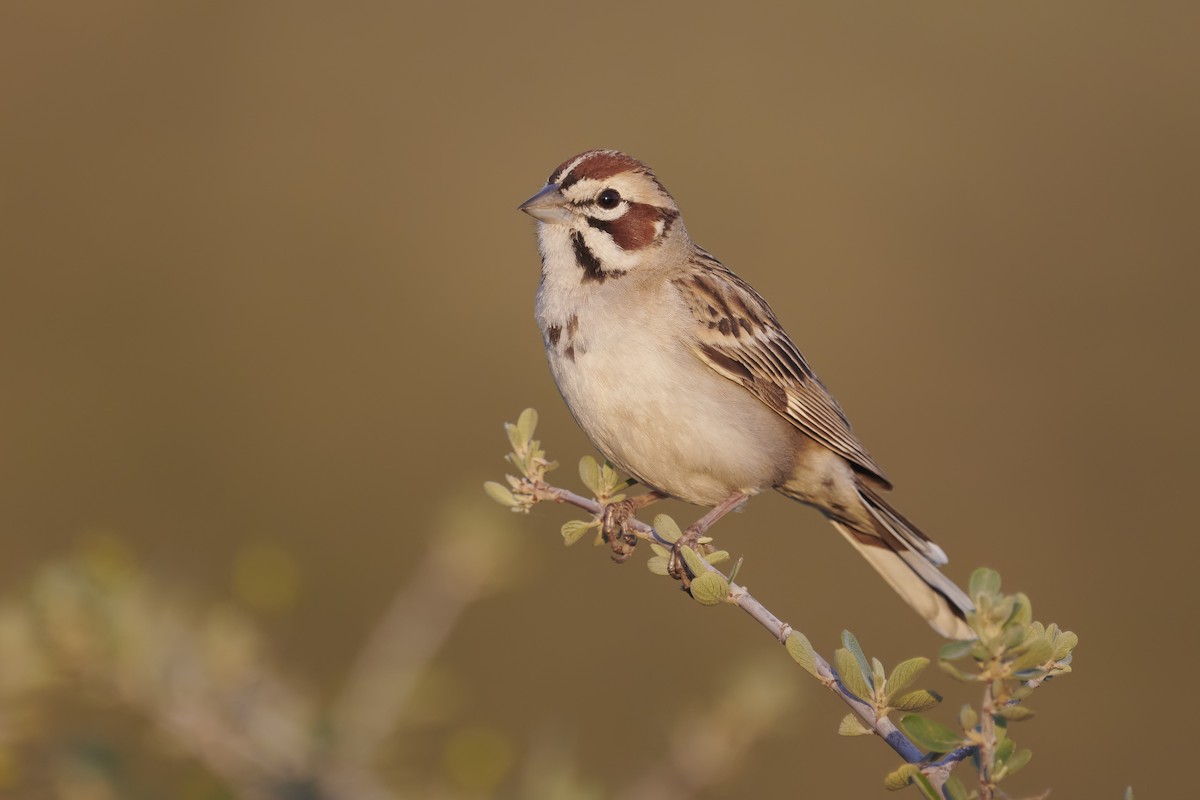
[601,490,666,563]
[668,491,750,581]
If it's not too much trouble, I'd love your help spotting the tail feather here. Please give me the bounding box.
[837,485,974,640]
[858,483,949,566]
[830,521,974,640]
[777,471,976,639]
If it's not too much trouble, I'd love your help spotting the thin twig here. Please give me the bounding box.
[529,480,973,775]
[979,682,997,800]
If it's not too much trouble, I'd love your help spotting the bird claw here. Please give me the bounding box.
[600,499,640,563]
[666,525,713,584]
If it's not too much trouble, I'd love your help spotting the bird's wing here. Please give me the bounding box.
[673,251,891,487]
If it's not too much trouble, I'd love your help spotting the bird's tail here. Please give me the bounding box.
[824,484,975,640]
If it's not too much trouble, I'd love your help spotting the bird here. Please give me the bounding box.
[518,149,974,640]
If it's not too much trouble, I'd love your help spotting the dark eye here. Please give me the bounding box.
[596,188,622,209]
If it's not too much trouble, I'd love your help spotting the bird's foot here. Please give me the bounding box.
[665,491,748,583]
[599,491,664,563]
[667,525,714,584]
[600,498,641,563]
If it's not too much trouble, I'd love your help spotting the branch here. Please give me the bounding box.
[530,480,936,768]
[488,409,1078,799]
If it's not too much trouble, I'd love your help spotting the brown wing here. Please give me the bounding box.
[673,250,891,488]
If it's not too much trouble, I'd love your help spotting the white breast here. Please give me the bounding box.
[535,247,796,507]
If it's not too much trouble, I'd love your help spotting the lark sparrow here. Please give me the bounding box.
[519,149,973,640]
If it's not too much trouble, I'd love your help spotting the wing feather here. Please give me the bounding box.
[674,252,891,487]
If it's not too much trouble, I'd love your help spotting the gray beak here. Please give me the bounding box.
[518,183,573,224]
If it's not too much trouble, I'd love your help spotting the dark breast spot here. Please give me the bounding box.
[546,324,562,346]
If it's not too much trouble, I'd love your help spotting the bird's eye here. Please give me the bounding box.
[596,189,622,209]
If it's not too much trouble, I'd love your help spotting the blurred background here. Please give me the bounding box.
[2,1,1197,797]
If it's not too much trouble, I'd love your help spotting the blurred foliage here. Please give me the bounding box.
[0,511,793,799]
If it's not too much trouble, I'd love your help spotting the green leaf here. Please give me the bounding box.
[890,689,942,712]
[910,771,942,800]
[886,657,930,698]
[883,763,940,798]
[598,460,615,492]
[786,631,821,679]
[958,704,978,731]
[842,630,875,693]
[689,572,728,605]
[883,763,921,791]
[704,549,730,565]
[834,648,872,701]
[1003,622,1030,650]
[1008,592,1033,627]
[727,556,744,585]
[1010,636,1054,672]
[940,640,974,661]
[578,456,601,496]
[560,519,593,546]
[649,543,670,558]
[679,545,709,577]
[838,713,872,736]
[483,481,519,507]
[505,422,523,454]
[939,659,980,682]
[516,407,538,444]
[646,555,670,576]
[969,568,1002,599]
[1053,630,1079,661]
[994,735,1015,766]
[995,705,1035,722]
[653,514,683,543]
[1002,748,1032,778]
[992,595,1017,627]
[899,714,963,753]
[944,776,969,800]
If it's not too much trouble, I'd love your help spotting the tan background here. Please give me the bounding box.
[2,1,1197,797]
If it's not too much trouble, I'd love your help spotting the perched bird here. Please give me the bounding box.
[519,149,973,640]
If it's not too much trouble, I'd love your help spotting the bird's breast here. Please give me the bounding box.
[536,276,797,506]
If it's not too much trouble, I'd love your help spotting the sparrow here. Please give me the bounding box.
[519,149,973,640]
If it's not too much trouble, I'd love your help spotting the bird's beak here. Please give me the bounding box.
[519,183,573,224]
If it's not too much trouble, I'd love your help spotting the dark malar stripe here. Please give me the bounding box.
[571,230,607,283]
